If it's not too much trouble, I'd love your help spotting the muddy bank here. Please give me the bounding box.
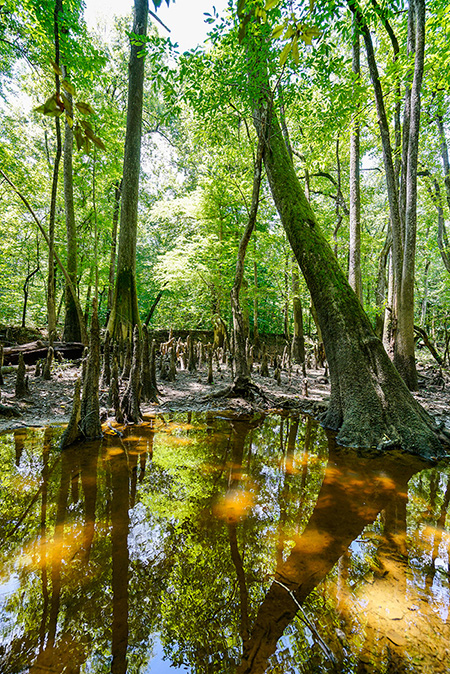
[1,356,449,438]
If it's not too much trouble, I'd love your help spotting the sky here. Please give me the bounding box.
[84,0,229,52]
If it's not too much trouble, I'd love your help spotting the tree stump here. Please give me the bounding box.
[207,346,214,384]
[141,325,158,403]
[60,378,82,449]
[110,358,123,424]
[260,348,269,377]
[15,353,29,398]
[42,347,54,380]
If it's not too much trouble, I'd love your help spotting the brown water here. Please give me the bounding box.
[0,412,449,673]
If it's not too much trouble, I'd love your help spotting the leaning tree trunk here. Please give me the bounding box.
[107,0,148,341]
[253,83,442,457]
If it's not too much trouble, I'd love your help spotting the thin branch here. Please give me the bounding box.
[148,8,171,33]
[0,169,87,343]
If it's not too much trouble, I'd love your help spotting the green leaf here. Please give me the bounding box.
[65,113,73,129]
[75,101,95,115]
[50,60,62,76]
[279,41,292,66]
[265,0,279,9]
[74,124,85,150]
[285,24,296,39]
[34,94,63,117]
[84,126,106,151]
[292,35,299,64]
[272,24,285,39]
[61,79,76,96]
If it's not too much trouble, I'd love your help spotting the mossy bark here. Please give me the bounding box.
[258,105,443,457]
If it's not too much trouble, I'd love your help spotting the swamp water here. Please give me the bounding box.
[0,412,449,674]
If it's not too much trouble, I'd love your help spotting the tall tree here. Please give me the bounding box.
[62,65,81,342]
[240,5,444,457]
[107,0,149,340]
[349,0,426,390]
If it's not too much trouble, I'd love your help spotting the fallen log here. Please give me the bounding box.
[3,341,85,366]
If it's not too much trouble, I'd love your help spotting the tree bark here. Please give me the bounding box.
[348,16,362,302]
[107,0,148,340]
[107,179,122,321]
[349,0,424,390]
[230,112,266,391]
[62,66,81,342]
[291,259,305,366]
[47,0,63,341]
[395,0,425,391]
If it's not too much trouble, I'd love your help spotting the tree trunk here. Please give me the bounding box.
[62,67,81,342]
[107,0,148,340]
[79,298,102,440]
[395,0,425,391]
[253,254,260,351]
[253,78,442,456]
[350,0,424,390]
[106,179,122,322]
[47,0,63,341]
[348,15,362,302]
[230,113,266,391]
[375,230,391,339]
[291,259,305,366]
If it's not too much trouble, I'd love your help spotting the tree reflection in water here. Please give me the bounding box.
[0,414,448,673]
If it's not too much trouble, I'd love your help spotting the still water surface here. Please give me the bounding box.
[0,412,449,673]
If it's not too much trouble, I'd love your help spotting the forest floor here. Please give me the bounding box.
[1,349,450,436]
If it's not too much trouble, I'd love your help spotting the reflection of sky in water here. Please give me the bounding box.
[144,636,189,673]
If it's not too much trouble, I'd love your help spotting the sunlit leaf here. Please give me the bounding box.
[279,41,292,65]
[50,60,62,76]
[285,24,296,39]
[61,79,76,96]
[34,94,63,117]
[65,113,73,129]
[80,119,93,131]
[265,0,279,9]
[84,126,106,151]
[75,101,95,115]
[292,35,299,64]
[272,24,284,39]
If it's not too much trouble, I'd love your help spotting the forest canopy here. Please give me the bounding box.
[0,0,448,341]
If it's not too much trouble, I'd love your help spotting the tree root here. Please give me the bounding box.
[208,377,272,403]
